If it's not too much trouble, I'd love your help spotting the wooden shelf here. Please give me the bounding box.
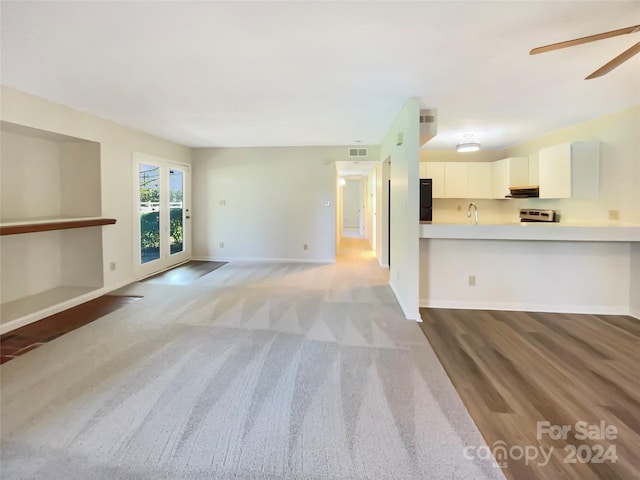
[0,218,116,236]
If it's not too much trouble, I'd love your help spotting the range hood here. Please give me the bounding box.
[506,185,539,198]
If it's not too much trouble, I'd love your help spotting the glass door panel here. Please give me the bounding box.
[139,163,161,264]
[134,153,190,279]
[169,168,185,256]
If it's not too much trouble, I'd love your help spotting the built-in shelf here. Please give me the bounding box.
[0,217,116,236]
[1,121,107,334]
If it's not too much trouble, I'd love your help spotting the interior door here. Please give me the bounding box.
[134,153,190,279]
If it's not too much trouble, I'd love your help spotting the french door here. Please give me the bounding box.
[133,152,191,279]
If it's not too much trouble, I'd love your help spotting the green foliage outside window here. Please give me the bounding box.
[140,208,183,250]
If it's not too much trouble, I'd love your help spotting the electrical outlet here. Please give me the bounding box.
[468,275,476,286]
[109,261,116,272]
[219,241,224,248]
[608,210,620,221]
[219,199,226,206]
[303,244,308,250]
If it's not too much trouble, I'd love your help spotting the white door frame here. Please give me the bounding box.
[133,152,191,279]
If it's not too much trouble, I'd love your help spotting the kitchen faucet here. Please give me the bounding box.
[467,203,479,225]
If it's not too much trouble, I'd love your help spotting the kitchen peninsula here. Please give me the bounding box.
[419,223,640,318]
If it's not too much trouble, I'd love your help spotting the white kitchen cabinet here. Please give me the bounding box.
[444,163,468,198]
[492,157,528,199]
[425,157,527,200]
[419,162,428,179]
[539,141,599,199]
[467,162,493,199]
[424,162,445,198]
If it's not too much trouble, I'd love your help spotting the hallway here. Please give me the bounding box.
[337,234,377,264]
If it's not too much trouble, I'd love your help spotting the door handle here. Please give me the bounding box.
[186,216,191,219]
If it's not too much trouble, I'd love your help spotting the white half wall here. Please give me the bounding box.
[420,238,633,315]
[379,99,420,320]
[630,243,640,319]
[192,146,358,262]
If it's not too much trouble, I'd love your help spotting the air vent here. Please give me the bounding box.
[419,109,437,146]
[348,147,368,158]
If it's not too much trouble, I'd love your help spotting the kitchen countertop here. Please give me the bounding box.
[419,222,640,242]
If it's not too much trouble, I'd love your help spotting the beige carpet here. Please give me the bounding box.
[1,238,504,479]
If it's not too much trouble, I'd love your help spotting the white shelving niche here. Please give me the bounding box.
[0,121,113,333]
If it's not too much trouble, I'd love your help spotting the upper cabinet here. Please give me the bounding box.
[423,162,469,198]
[538,141,600,199]
[467,163,493,199]
[492,157,529,199]
[444,163,468,198]
[422,160,522,199]
[424,162,445,198]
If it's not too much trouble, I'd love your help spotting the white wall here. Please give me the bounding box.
[60,142,102,217]
[1,86,192,291]
[377,159,390,266]
[336,173,344,243]
[192,146,350,263]
[1,232,62,304]
[379,98,420,320]
[366,168,376,250]
[1,130,62,219]
[506,106,640,225]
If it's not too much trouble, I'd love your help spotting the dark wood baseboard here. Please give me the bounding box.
[1,295,140,364]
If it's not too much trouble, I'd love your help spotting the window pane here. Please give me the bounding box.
[169,169,184,255]
[139,164,160,264]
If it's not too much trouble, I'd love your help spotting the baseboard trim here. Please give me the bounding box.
[419,299,633,316]
[389,281,421,322]
[192,256,335,264]
[0,277,136,335]
[629,307,640,320]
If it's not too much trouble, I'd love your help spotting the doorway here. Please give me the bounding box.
[133,152,191,279]
[335,162,378,261]
[342,178,364,238]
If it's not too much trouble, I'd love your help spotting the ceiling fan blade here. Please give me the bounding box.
[585,41,640,79]
[530,24,640,55]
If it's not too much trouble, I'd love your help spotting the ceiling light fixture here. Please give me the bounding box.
[457,133,481,153]
[456,142,481,153]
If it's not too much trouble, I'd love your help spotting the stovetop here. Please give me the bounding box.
[519,208,557,222]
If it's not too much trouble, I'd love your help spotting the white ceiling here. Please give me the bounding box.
[1,1,639,150]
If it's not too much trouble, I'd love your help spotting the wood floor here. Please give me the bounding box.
[141,260,227,284]
[0,261,226,364]
[419,308,640,480]
[0,295,141,364]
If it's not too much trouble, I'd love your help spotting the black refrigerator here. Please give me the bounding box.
[420,178,432,222]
